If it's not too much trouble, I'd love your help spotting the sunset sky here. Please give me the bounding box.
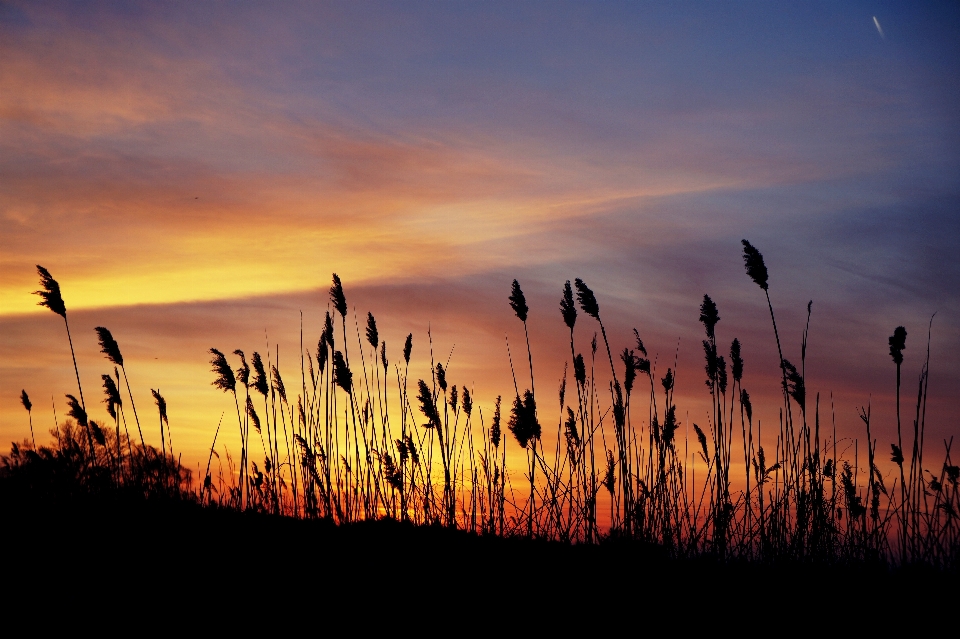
[2,2,958,482]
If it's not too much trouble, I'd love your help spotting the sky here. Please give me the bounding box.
[1,1,958,484]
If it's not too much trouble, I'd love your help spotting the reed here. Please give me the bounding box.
[7,249,958,572]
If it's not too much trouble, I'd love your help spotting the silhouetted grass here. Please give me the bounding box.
[6,251,959,579]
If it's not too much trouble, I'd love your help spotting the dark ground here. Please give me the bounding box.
[3,489,953,628]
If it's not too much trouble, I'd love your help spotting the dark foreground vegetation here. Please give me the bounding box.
[5,241,958,610]
[3,482,952,617]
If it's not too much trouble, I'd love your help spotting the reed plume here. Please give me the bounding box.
[573,278,599,320]
[271,365,287,404]
[333,351,352,394]
[324,312,335,347]
[740,389,752,424]
[152,388,169,465]
[416,379,441,430]
[435,363,447,393]
[34,265,66,317]
[366,313,379,349]
[730,339,743,383]
[246,396,261,434]
[330,274,347,318]
[741,239,768,291]
[508,390,540,449]
[209,349,236,393]
[35,266,91,458]
[490,396,502,448]
[102,375,121,419]
[233,350,250,388]
[96,326,144,449]
[20,390,35,450]
[19,389,31,413]
[90,420,106,447]
[509,280,528,322]
[95,327,123,367]
[65,394,87,427]
[560,280,577,329]
[251,353,269,397]
[210,347,245,506]
[699,294,720,341]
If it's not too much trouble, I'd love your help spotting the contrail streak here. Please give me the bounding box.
[873,16,885,39]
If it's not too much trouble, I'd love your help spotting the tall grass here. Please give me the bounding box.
[6,254,958,570]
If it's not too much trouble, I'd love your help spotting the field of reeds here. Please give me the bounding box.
[4,241,958,575]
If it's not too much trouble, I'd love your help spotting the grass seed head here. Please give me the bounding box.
[246,395,261,433]
[94,327,124,367]
[730,338,743,383]
[330,273,347,318]
[461,386,472,417]
[693,423,709,461]
[781,358,805,411]
[741,239,769,291]
[333,351,352,394]
[20,389,31,413]
[890,444,904,466]
[945,465,959,486]
[416,379,441,429]
[366,312,379,349]
[151,389,168,425]
[317,338,328,373]
[324,311,335,347]
[560,280,577,329]
[559,362,567,409]
[602,450,615,494]
[632,328,647,357]
[740,388,752,424]
[662,405,677,446]
[564,407,580,452]
[405,435,420,465]
[509,279,528,323]
[403,333,413,365]
[574,278,600,320]
[613,381,625,429]
[573,353,586,387]
[233,350,250,387]
[65,394,87,427]
[90,420,106,446]
[889,326,907,365]
[699,294,720,341]
[209,349,236,393]
[508,390,540,449]
[491,396,502,448]
[272,365,287,403]
[436,363,447,392]
[621,348,636,396]
[251,352,269,397]
[717,355,728,396]
[101,374,121,419]
[702,340,718,390]
[34,265,66,318]
[661,367,674,394]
